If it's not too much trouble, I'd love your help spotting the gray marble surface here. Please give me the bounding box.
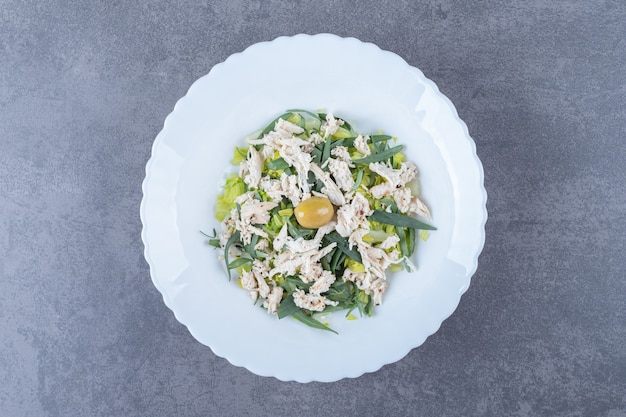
[2,1,625,416]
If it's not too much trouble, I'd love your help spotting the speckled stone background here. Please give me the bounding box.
[1,1,625,416]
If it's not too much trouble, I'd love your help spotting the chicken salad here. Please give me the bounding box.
[207,110,435,333]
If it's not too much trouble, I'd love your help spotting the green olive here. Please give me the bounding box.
[294,196,334,229]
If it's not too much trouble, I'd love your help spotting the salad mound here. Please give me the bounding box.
[209,110,435,333]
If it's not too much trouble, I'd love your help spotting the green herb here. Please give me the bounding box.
[277,294,301,319]
[280,276,313,293]
[266,157,289,170]
[286,219,315,239]
[330,137,349,149]
[373,139,388,155]
[324,232,363,263]
[368,210,436,230]
[326,280,352,304]
[277,295,338,334]
[223,231,241,281]
[379,198,399,213]
[291,310,338,334]
[200,230,221,248]
[396,226,409,257]
[351,289,373,317]
[349,168,365,192]
[408,227,416,255]
[353,145,405,164]
[368,134,392,143]
[228,257,252,269]
[311,147,322,163]
[320,256,331,271]
[330,247,346,273]
[244,234,259,258]
[321,136,331,165]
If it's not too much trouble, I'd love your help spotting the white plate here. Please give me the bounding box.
[141,34,487,382]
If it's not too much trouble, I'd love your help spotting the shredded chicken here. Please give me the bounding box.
[353,134,371,156]
[331,146,353,163]
[269,243,337,279]
[335,193,372,237]
[272,224,290,252]
[378,234,400,250]
[264,286,284,315]
[275,118,304,137]
[342,268,388,305]
[327,158,355,192]
[254,238,270,252]
[239,200,277,225]
[368,161,430,217]
[258,177,283,202]
[293,289,338,312]
[308,133,325,146]
[252,259,271,298]
[248,130,312,193]
[369,161,418,186]
[309,162,346,206]
[309,269,336,294]
[231,199,278,245]
[258,173,309,206]
[348,228,401,279]
[321,113,344,137]
[281,173,309,206]
[241,146,264,188]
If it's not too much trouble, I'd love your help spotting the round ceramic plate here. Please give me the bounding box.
[141,34,487,382]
